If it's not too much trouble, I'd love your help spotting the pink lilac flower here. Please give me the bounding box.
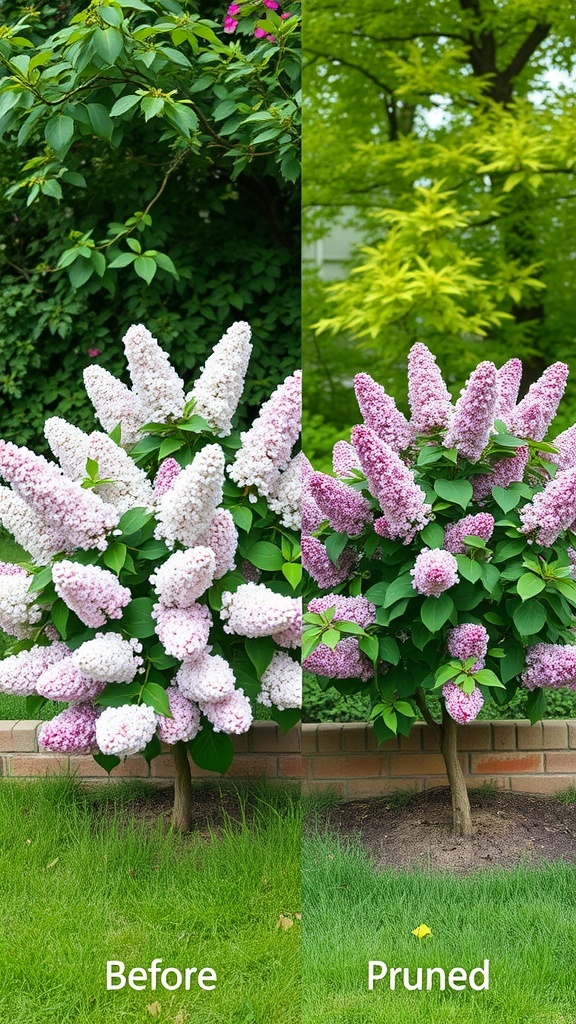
[44,417,90,479]
[197,508,238,578]
[332,440,361,479]
[258,652,301,710]
[444,361,499,462]
[472,446,529,502]
[569,548,576,579]
[155,444,225,549]
[72,634,143,683]
[447,623,489,669]
[229,370,301,497]
[301,454,324,535]
[201,688,253,734]
[154,457,181,499]
[224,15,238,31]
[303,636,373,682]
[152,602,212,660]
[273,599,301,649]
[88,348,101,358]
[0,441,119,552]
[301,536,357,589]
[220,582,298,637]
[549,424,576,473]
[521,643,576,691]
[156,687,201,745]
[52,561,131,628]
[268,451,302,531]
[83,365,145,448]
[187,322,252,436]
[176,651,236,704]
[411,548,459,597]
[84,431,154,513]
[351,425,432,543]
[36,659,105,703]
[519,466,576,546]
[442,682,484,724]
[444,513,495,555]
[0,487,63,564]
[510,362,569,442]
[228,2,240,12]
[95,703,157,756]
[150,547,216,607]
[308,472,372,536]
[280,11,291,17]
[495,358,522,423]
[123,323,186,423]
[308,593,376,629]
[263,0,279,7]
[38,704,99,754]
[0,567,41,638]
[407,343,452,433]
[0,641,68,696]
[354,373,412,451]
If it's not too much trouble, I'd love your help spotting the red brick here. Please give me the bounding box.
[279,755,302,778]
[253,725,300,753]
[342,724,367,752]
[389,753,448,777]
[466,775,509,790]
[398,726,423,752]
[302,726,317,754]
[457,723,492,751]
[69,756,113,778]
[302,779,345,798]
[367,728,397,752]
[516,721,543,750]
[546,752,576,773]
[109,756,150,778]
[149,754,177,778]
[10,754,69,776]
[542,721,568,749]
[471,752,543,774]
[11,721,41,753]
[317,723,342,753]
[227,756,277,778]
[510,774,573,795]
[0,722,17,752]
[491,722,516,751]
[345,778,421,800]
[230,733,249,754]
[312,754,387,779]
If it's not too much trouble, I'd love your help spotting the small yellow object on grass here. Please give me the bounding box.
[412,923,432,939]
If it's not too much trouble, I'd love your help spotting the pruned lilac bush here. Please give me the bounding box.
[303,344,576,834]
[0,322,301,827]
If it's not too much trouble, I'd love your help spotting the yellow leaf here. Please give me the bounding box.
[276,914,294,931]
[412,923,432,939]
[147,1002,162,1018]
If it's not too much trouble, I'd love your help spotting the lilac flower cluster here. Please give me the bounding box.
[473,446,529,502]
[258,651,301,710]
[407,343,452,433]
[519,467,576,546]
[229,371,301,496]
[447,623,489,669]
[187,321,252,437]
[156,687,201,745]
[444,361,498,462]
[411,549,459,597]
[495,358,522,424]
[95,703,158,757]
[354,373,412,451]
[308,471,372,536]
[442,682,484,724]
[302,594,376,683]
[52,561,131,628]
[220,582,299,637]
[351,425,432,543]
[510,362,569,442]
[301,536,357,589]
[444,514,495,555]
[155,444,225,549]
[150,548,216,607]
[39,704,99,755]
[521,643,576,691]
[71,634,143,683]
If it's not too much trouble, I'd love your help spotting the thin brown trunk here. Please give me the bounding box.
[440,707,473,837]
[171,740,193,832]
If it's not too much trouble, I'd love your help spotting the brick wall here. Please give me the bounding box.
[302,720,576,799]
[2,720,576,798]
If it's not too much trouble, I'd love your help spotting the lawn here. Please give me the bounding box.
[0,778,301,1024]
[303,826,576,1024]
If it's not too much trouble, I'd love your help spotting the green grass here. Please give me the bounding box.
[303,829,576,1024]
[0,778,301,1024]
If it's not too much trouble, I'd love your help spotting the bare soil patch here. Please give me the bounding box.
[318,787,576,873]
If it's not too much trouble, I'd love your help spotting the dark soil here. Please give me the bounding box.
[318,788,576,873]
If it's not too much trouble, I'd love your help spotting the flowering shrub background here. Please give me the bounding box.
[0,321,301,774]
[303,345,576,739]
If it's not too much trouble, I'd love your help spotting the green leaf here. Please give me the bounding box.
[95,680,142,708]
[551,578,576,606]
[231,506,253,532]
[93,753,121,774]
[141,733,162,764]
[45,114,74,156]
[434,663,460,687]
[147,643,179,670]
[474,669,505,689]
[140,681,171,717]
[271,707,301,732]
[134,256,157,284]
[245,636,276,678]
[51,598,69,639]
[118,507,154,535]
[108,252,136,269]
[188,725,234,774]
[434,478,473,509]
[462,535,487,550]
[383,574,415,608]
[455,556,482,583]
[282,562,302,589]
[324,532,349,566]
[394,700,416,717]
[121,596,156,638]
[103,541,127,574]
[517,572,546,601]
[381,707,398,732]
[28,566,53,593]
[159,437,184,460]
[165,102,199,137]
[378,636,401,664]
[26,694,47,717]
[359,635,379,662]
[69,259,94,288]
[501,643,526,684]
[491,486,522,514]
[494,538,527,561]
[481,563,501,594]
[138,538,171,560]
[87,102,113,140]
[419,523,445,548]
[513,600,546,636]
[421,593,454,633]
[244,541,284,571]
[323,628,341,650]
[526,687,547,726]
[93,26,124,64]
[110,94,141,117]
[141,94,165,121]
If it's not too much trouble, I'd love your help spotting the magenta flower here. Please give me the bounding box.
[153,457,181,498]
[447,623,489,668]
[88,348,101,358]
[308,593,376,629]
[495,358,522,423]
[308,471,372,536]
[303,636,373,682]
[39,705,99,754]
[407,343,452,434]
[263,0,279,7]
[228,2,241,12]
[254,26,267,37]
[444,361,498,462]
[519,467,576,546]
[521,643,576,691]
[473,446,529,502]
[351,425,432,543]
[354,373,413,451]
[301,536,357,589]
[443,682,484,724]
[444,513,495,555]
[511,362,569,442]
[224,16,238,32]
[411,548,459,597]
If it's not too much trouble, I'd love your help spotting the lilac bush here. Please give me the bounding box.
[303,345,576,833]
[0,322,301,813]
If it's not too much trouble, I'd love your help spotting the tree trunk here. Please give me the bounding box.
[171,740,193,832]
[440,707,473,837]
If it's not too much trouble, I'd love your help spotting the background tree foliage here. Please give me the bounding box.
[303,0,576,461]
[0,0,300,447]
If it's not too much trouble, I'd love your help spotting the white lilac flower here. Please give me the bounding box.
[0,566,41,638]
[72,634,143,683]
[154,444,225,549]
[267,451,302,531]
[229,370,301,496]
[123,323,186,422]
[36,659,105,703]
[150,548,216,608]
[187,321,252,436]
[0,642,68,697]
[95,703,157,756]
[52,561,131,628]
[220,582,298,637]
[258,652,301,710]
[83,365,145,447]
[156,686,202,745]
[201,688,253,735]
[176,651,236,703]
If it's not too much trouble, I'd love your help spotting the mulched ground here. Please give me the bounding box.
[317,788,576,873]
